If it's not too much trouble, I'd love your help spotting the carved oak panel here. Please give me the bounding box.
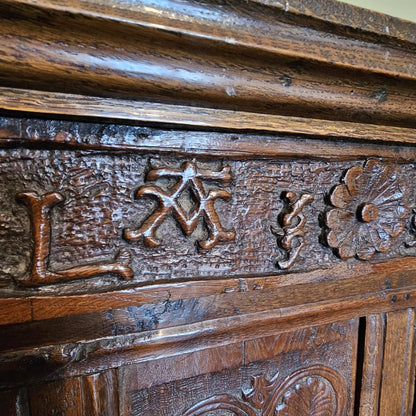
[1,148,416,292]
[119,319,357,416]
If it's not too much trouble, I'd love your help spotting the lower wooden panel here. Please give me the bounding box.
[0,319,358,415]
[119,319,358,416]
[29,377,84,416]
[360,309,416,416]
[27,369,119,416]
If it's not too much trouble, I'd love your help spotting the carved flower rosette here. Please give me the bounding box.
[325,159,408,260]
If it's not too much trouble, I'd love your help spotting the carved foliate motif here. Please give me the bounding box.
[325,159,408,260]
[272,191,314,269]
[183,366,346,416]
[123,161,235,249]
[274,377,335,416]
[17,191,133,286]
[406,210,416,247]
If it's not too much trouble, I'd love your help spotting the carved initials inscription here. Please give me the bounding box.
[273,191,314,269]
[183,366,346,416]
[123,162,235,249]
[17,191,133,286]
[8,156,415,287]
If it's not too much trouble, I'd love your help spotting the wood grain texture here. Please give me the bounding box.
[378,309,416,416]
[0,298,31,325]
[252,0,416,43]
[4,322,356,415]
[29,377,83,416]
[82,370,119,416]
[25,257,416,322]
[2,258,416,387]
[30,288,171,321]
[1,149,416,294]
[2,256,416,342]
[0,388,29,416]
[0,256,411,325]
[1,1,416,413]
[119,343,243,411]
[0,0,416,128]
[0,259,413,351]
[10,0,416,46]
[244,320,358,366]
[358,315,385,416]
[3,92,416,145]
[119,320,356,416]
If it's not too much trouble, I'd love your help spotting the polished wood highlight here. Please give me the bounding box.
[3,89,416,146]
[1,0,416,128]
[3,115,416,161]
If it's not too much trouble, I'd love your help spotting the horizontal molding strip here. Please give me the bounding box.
[1,1,416,127]
[1,257,416,325]
[2,88,416,147]
[252,0,416,44]
[2,257,416,386]
[11,0,416,45]
[7,0,416,79]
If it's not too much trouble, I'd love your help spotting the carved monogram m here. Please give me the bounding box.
[123,162,235,249]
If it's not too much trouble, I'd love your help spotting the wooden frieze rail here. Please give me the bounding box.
[1,151,414,289]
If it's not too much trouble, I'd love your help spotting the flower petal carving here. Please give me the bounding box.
[330,184,353,210]
[325,159,408,260]
[344,165,363,198]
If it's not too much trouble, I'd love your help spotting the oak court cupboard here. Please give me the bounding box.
[1,0,416,415]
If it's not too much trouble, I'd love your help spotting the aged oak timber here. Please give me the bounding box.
[1,0,416,415]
